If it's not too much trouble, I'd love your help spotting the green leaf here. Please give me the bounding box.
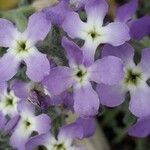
[13,12,28,31]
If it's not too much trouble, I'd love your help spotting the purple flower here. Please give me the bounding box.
[26,118,95,150]
[0,80,31,133]
[62,0,130,62]
[96,44,150,117]
[0,12,51,82]
[115,0,150,40]
[10,101,51,150]
[12,80,52,110]
[42,37,123,117]
[115,0,138,23]
[128,116,150,137]
[43,0,71,26]
[0,81,25,118]
[48,91,74,111]
[0,112,7,129]
[130,16,150,40]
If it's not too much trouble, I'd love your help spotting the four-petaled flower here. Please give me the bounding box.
[26,118,95,150]
[97,44,150,117]
[42,37,123,117]
[0,12,51,82]
[62,0,130,62]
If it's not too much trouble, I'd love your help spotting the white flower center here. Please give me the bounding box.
[122,65,146,91]
[73,65,89,84]
[87,26,101,40]
[0,91,19,117]
[52,143,66,150]
[10,33,36,60]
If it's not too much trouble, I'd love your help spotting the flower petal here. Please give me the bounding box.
[62,11,86,39]
[73,82,99,117]
[11,80,29,99]
[138,48,150,75]
[42,66,74,96]
[130,16,150,40]
[0,112,7,129]
[96,83,126,107]
[10,102,48,150]
[62,37,83,66]
[76,118,96,138]
[101,43,134,65]
[59,117,95,141]
[17,101,35,115]
[26,133,50,150]
[89,56,124,85]
[0,82,7,95]
[129,83,150,117]
[0,19,17,47]
[4,115,20,133]
[115,0,138,23]
[0,52,19,82]
[34,114,51,134]
[24,12,51,44]
[43,0,70,26]
[59,122,83,142]
[24,49,50,82]
[128,116,150,137]
[10,131,30,150]
[85,0,108,26]
[101,22,130,46]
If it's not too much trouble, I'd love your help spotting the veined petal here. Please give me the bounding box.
[102,43,134,65]
[62,37,83,66]
[42,66,74,96]
[0,51,19,82]
[96,83,126,107]
[0,19,18,47]
[24,12,51,44]
[100,22,130,46]
[89,56,124,85]
[24,49,50,82]
[85,0,108,26]
[73,82,99,117]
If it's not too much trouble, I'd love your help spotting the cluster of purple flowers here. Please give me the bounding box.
[0,0,150,149]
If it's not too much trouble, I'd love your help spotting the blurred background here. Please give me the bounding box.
[0,0,150,150]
